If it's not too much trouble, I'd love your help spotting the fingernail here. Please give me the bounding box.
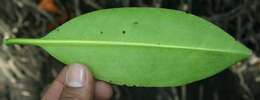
[65,64,85,87]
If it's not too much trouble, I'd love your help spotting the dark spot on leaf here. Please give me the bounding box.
[133,21,138,25]
[122,30,126,34]
[100,31,103,34]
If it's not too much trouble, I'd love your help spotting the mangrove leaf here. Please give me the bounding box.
[4,8,251,87]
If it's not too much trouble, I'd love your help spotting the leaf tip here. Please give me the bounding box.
[238,46,252,60]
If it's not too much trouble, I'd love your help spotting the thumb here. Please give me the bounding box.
[60,64,94,100]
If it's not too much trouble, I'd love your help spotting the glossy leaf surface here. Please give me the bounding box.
[5,8,251,87]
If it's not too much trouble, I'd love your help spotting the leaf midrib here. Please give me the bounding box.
[5,38,249,56]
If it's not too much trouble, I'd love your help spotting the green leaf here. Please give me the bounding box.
[4,8,251,87]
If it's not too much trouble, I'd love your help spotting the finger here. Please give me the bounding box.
[94,81,113,100]
[42,67,67,100]
[60,64,94,100]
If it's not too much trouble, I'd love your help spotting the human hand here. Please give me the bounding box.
[42,64,113,100]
